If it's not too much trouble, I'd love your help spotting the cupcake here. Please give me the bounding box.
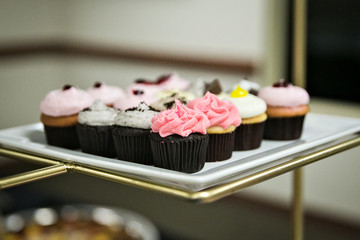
[225,86,267,150]
[112,102,157,165]
[192,79,223,97]
[155,72,191,91]
[87,82,125,106]
[77,100,118,157]
[258,80,310,140]
[235,78,261,95]
[113,88,157,110]
[150,90,195,111]
[40,85,94,149]
[150,99,210,173]
[187,92,241,162]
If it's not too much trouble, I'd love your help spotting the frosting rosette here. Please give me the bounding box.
[40,85,94,117]
[78,100,118,126]
[258,83,310,107]
[151,99,210,137]
[87,82,125,105]
[187,92,241,129]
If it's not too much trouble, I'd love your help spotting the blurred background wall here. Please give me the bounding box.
[1,0,359,234]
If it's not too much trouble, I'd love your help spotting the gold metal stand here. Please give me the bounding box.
[1,135,359,202]
[293,168,304,240]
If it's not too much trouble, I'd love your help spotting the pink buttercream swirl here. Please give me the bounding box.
[187,92,241,129]
[40,85,94,117]
[258,84,310,107]
[151,99,210,137]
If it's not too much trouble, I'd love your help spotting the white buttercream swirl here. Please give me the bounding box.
[115,102,157,129]
[225,94,267,118]
[78,100,118,126]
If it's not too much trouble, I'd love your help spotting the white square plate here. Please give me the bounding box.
[0,113,359,191]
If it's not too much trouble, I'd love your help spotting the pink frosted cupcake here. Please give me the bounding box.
[258,80,310,140]
[150,99,210,173]
[87,82,125,107]
[40,85,94,149]
[113,89,157,110]
[188,92,241,162]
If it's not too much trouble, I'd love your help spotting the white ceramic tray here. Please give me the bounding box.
[0,113,359,191]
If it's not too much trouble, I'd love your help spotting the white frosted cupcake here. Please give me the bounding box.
[112,102,157,165]
[225,86,267,150]
[77,100,118,157]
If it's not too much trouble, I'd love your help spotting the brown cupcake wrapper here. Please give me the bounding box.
[77,124,116,158]
[206,131,235,162]
[43,125,80,149]
[112,126,153,165]
[150,133,209,173]
[263,115,305,140]
[234,121,265,150]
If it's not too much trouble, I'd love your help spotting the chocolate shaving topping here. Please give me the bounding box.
[132,90,144,95]
[62,84,73,91]
[94,82,102,88]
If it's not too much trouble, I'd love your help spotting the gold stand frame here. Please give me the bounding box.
[1,135,359,202]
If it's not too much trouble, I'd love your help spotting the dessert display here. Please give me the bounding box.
[258,80,310,140]
[87,82,125,106]
[225,86,267,150]
[77,100,118,157]
[187,92,241,162]
[40,85,94,149]
[35,76,312,174]
[112,102,157,165]
[150,99,210,173]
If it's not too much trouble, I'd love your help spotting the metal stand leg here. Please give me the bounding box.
[292,168,304,240]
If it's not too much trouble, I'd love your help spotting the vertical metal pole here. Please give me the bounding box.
[293,168,304,240]
[292,0,306,239]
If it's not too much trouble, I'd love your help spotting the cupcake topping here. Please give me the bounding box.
[230,86,248,98]
[187,92,241,129]
[151,99,210,137]
[273,79,290,88]
[40,85,94,117]
[258,80,310,107]
[226,86,267,118]
[115,102,157,129]
[78,100,118,126]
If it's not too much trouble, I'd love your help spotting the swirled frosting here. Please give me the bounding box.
[115,102,157,129]
[225,86,267,118]
[258,82,310,107]
[78,100,118,126]
[87,82,125,105]
[151,99,210,137]
[40,85,94,117]
[187,92,241,129]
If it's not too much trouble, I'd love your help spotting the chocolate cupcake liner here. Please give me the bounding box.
[112,126,153,165]
[77,124,116,158]
[150,133,209,173]
[206,131,235,162]
[234,121,265,151]
[43,125,80,149]
[263,115,305,140]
